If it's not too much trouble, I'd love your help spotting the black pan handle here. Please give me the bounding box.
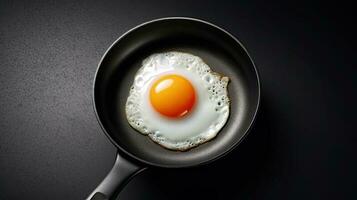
[86,152,146,200]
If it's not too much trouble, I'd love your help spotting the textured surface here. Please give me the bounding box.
[0,0,355,200]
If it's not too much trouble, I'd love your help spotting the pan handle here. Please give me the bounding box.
[86,152,147,200]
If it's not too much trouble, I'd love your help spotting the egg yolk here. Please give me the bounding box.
[150,74,196,118]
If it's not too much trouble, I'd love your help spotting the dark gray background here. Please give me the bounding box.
[0,0,355,199]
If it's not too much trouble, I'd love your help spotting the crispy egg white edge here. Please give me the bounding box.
[125,51,230,151]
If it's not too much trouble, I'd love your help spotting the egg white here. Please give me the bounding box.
[125,52,230,151]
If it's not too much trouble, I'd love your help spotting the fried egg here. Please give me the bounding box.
[125,52,230,151]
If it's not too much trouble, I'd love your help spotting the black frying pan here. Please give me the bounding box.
[87,17,260,200]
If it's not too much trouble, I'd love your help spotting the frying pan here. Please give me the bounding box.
[87,17,260,200]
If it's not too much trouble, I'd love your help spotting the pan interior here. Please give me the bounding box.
[94,18,260,167]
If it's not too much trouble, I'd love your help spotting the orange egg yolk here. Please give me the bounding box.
[150,74,196,118]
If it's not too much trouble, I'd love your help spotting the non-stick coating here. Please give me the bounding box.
[93,18,260,167]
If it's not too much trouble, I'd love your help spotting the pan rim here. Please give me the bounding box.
[92,16,261,168]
